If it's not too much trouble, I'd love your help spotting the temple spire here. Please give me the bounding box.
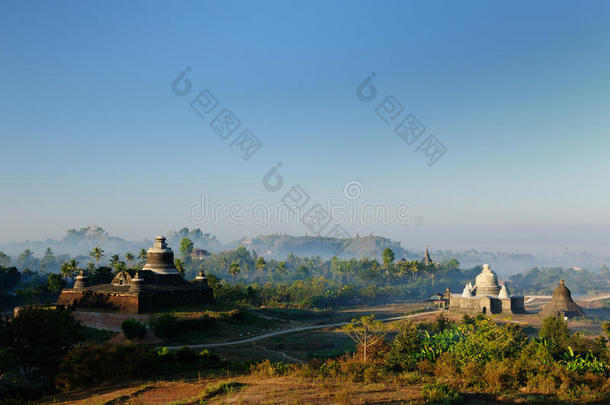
[423,244,432,265]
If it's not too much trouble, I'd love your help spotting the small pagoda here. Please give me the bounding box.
[539,280,585,319]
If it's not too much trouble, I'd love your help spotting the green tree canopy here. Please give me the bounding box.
[180,237,194,262]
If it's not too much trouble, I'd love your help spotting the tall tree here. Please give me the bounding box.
[382,247,395,269]
[90,247,105,266]
[180,237,194,262]
[229,262,241,284]
[0,251,11,267]
[16,249,38,270]
[343,315,386,363]
[60,262,71,283]
[68,259,79,280]
[174,258,185,278]
[109,254,121,272]
[277,261,287,274]
[125,252,135,268]
[138,248,147,261]
[40,248,56,272]
[409,260,420,280]
[256,256,267,273]
[86,262,95,273]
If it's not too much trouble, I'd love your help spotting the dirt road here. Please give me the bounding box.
[164,310,441,350]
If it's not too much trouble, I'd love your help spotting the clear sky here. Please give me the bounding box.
[1,0,609,253]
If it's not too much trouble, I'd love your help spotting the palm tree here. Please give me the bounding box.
[60,262,71,283]
[256,256,266,273]
[138,248,147,262]
[229,262,241,284]
[174,258,185,278]
[125,252,135,268]
[109,254,121,272]
[90,247,105,266]
[68,259,79,280]
[87,262,95,273]
[410,260,420,280]
[277,261,287,275]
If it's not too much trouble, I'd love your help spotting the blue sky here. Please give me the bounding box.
[1,0,609,253]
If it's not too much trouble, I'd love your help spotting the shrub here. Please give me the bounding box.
[386,321,421,371]
[149,313,178,338]
[175,346,198,363]
[199,349,223,368]
[250,359,294,377]
[121,319,147,341]
[56,344,158,389]
[539,316,569,346]
[0,308,82,377]
[422,381,462,403]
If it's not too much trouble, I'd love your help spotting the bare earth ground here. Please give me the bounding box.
[44,376,428,405]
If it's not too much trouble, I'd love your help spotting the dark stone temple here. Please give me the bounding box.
[539,280,585,319]
[57,236,214,313]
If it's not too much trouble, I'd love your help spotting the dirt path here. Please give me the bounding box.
[164,310,441,350]
[251,342,304,364]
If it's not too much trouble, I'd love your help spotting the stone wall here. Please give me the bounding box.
[57,287,214,314]
[137,289,214,313]
[450,295,526,315]
[57,290,139,313]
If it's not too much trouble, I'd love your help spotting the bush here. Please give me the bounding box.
[385,321,421,371]
[175,346,198,363]
[149,313,178,338]
[56,344,158,389]
[0,308,82,377]
[422,381,462,403]
[121,319,147,341]
[199,349,223,368]
[539,316,569,346]
[250,359,294,377]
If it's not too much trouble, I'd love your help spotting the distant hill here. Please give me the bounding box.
[228,233,415,260]
[0,226,150,258]
[2,226,610,277]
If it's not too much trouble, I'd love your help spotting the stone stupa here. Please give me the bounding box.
[475,264,501,296]
[539,280,585,319]
[450,264,525,314]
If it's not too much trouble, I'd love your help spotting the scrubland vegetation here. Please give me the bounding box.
[2,308,610,403]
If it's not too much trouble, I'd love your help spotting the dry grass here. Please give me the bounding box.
[45,375,424,405]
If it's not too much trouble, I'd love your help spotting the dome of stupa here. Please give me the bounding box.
[475,264,501,297]
[141,236,179,275]
[539,280,585,318]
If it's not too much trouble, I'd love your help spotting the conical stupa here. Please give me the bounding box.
[423,245,432,265]
[498,284,509,299]
[475,264,501,296]
[539,280,585,319]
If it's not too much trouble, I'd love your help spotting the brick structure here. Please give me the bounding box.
[57,236,214,313]
[539,280,585,319]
